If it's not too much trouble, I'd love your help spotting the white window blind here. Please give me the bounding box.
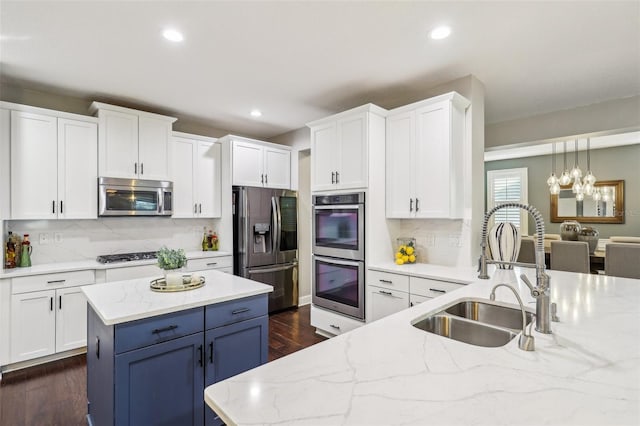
[486,168,528,233]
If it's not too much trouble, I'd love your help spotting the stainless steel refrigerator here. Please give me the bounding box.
[233,186,298,313]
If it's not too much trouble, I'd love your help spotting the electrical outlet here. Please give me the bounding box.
[39,233,50,245]
[54,232,63,243]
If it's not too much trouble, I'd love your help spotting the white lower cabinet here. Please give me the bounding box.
[310,305,364,337]
[366,269,465,321]
[9,270,96,363]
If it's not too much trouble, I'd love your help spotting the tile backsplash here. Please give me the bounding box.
[4,218,221,265]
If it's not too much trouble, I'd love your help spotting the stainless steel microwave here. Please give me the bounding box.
[98,177,173,216]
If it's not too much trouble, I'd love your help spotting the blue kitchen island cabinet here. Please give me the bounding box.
[86,292,269,426]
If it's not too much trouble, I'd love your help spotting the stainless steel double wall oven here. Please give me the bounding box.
[312,192,365,320]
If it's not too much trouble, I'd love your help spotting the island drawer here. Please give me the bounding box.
[410,277,464,298]
[367,270,409,292]
[114,307,204,354]
[206,294,267,330]
[11,269,96,294]
[186,255,233,272]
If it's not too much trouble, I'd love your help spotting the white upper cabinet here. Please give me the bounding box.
[308,105,386,192]
[170,132,221,218]
[90,102,176,180]
[385,92,470,219]
[9,108,98,220]
[224,135,291,189]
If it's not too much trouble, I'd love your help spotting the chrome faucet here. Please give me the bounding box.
[478,203,552,334]
[490,283,535,351]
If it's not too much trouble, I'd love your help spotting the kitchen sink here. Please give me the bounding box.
[444,299,533,331]
[412,315,518,347]
[411,298,533,348]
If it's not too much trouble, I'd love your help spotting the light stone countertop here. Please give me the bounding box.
[205,267,640,425]
[0,250,232,279]
[367,261,477,284]
[81,268,272,326]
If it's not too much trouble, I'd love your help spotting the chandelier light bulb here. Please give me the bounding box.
[570,166,582,180]
[550,182,561,195]
[584,171,596,185]
[546,173,558,186]
[592,189,602,201]
[572,180,583,194]
[576,192,585,201]
[559,171,571,186]
[583,182,594,196]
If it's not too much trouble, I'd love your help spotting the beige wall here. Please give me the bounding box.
[486,95,640,149]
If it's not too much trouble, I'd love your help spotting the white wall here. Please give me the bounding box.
[296,150,312,304]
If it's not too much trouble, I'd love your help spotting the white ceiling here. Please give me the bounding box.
[1,1,639,140]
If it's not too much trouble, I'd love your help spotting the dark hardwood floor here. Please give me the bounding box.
[0,304,325,426]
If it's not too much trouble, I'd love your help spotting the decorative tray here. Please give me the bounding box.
[150,275,205,292]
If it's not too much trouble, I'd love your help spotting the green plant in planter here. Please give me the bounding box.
[156,247,187,270]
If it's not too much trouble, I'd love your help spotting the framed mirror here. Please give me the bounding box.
[551,180,625,223]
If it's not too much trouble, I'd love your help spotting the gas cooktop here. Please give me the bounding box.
[96,251,158,264]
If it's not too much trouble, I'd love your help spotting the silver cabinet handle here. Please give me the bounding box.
[47,279,66,284]
[379,279,393,284]
[206,262,218,266]
[429,288,447,294]
[329,324,341,330]
[379,290,393,296]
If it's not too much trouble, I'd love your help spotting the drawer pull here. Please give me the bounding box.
[231,308,250,315]
[151,325,178,334]
[379,290,393,296]
[59,295,62,310]
[50,297,53,311]
[379,279,393,284]
[429,288,447,294]
[329,324,341,330]
[206,262,218,266]
[47,279,66,284]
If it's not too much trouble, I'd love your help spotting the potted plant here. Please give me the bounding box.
[157,247,187,286]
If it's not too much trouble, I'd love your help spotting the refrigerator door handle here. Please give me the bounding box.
[271,196,279,254]
[274,194,282,254]
[248,263,297,274]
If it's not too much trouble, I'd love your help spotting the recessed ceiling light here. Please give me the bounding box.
[430,26,451,40]
[162,28,184,43]
[250,109,262,118]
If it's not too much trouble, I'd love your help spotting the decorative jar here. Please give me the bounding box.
[560,220,582,241]
[395,238,416,265]
[488,222,521,269]
[164,268,184,287]
[577,227,599,254]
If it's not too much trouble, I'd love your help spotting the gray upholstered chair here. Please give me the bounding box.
[517,238,536,264]
[605,243,640,279]
[550,241,590,274]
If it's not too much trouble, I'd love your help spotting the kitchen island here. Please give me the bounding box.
[205,267,640,425]
[82,269,272,426]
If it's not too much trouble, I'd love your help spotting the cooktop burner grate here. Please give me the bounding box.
[96,251,158,264]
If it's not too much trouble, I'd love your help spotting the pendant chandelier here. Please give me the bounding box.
[547,137,598,199]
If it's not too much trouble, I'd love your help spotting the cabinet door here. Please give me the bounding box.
[55,286,88,352]
[336,113,368,190]
[10,111,58,219]
[232,141,264,187]
[57,119,98,219]
[138,115,171,181]
[385,111,415,218]
[310,122,338,191]
[409,294,431,307]
[415,102,451,218]
[98,109,138,179]
[10,290,56,362]
[366,285,409,323]
[263,146,290,189]
[205,316,268,385]
[170,137,197,218]
[115,332,204,426]
[197,141,222,218]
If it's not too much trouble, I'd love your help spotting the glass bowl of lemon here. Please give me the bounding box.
[395,238,416,265]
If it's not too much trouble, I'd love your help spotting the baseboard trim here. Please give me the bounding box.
[298,295,312,306]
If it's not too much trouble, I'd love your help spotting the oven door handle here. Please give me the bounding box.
[314,255,362,268]
[313,204,362,210]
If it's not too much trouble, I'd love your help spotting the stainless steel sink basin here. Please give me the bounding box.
[412,315,518,347]
[444,299,533,331]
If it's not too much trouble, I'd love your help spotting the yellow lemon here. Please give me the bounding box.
[409,254,416,263]
[396,258,404,265]
[395,252,403,259]
[402,255,409,262]
[406,247,414,255]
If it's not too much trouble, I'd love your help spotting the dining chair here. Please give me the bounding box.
[605,243,640,279]
[550,241,590,274]
[517,238,536,264]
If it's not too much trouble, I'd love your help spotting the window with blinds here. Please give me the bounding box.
[486,168,528,233]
